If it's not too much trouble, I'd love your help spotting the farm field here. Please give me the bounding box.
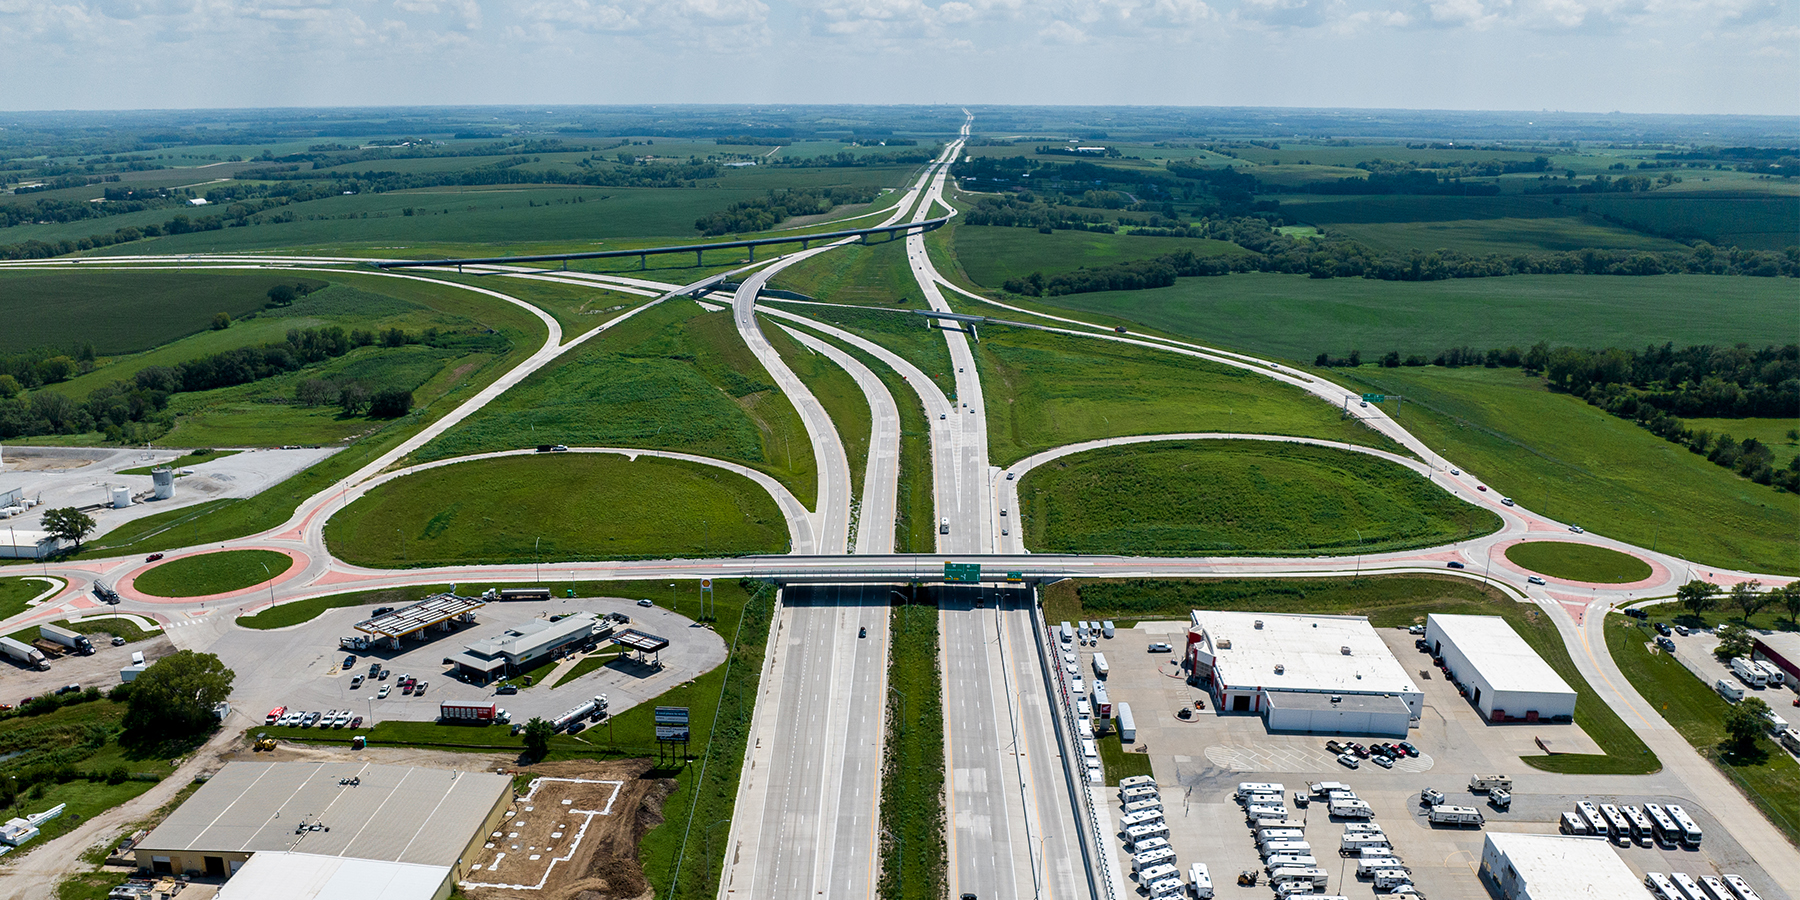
[133,549,293,597]
[1320,216,1688,256]
[0,270,326,354]
[951,226,1247,288]
[1504,541,1654,584]
[1018,440,1500,556]
[1576,194,1800,250]
[1031,273,1791,364]
[973,322,1403,465]
[1334,365,1800,574]
[415,299,818,506]
[324,453,788,566]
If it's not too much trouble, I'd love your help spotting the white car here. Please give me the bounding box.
[1338,753,1360,769]
[1371,754,1394,769]
[378,685,391,699]
[1147,642,1173,653]
[1501,497,1515,507]
[334,710,353,728]
[1569,525,1584,534]
[637,598,653,607]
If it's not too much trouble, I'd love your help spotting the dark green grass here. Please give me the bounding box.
[133,549,292,597]
[763,321,872,505]
[1044,575,1658,775]
[56,872,131,900]
[1020,441,1500,556]
[1095,729,1155,785]
[1576,195,1800,251]
[418,299,819,507]
[1324,217,1687,256]
[550,653,623,689]
[0,576,53,622]
[1030,273,1791,366]
[1504,542,1653,584]
[325,454,788,567]
[0,700,188,854]
[1336,366,1800,575]
[975,325,1402,466]
[54,616,158,644]
[1606,617,1800,843]
[880,600,945,900]
[953,227,1248,289]
[0,270,327,354]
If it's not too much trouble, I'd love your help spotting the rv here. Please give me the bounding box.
[1244,790,1284,807]
[1669,873,1708,900]
[1343,822,1384,835]
[1599,804,1632,844]
[1122,783,1159,802]
[1120,775,1157,789]
[1575,801,1607,836]
[1125,821,1171,846]
[1188,863,1213,899]
[1246,805,1290,822]
[1429,805,1485,827]
[1371,869,1415,891]
[1665,804,1704,847]
[1267,867,1329,890]
[1060,622,1074,644]
[1644,803,1680,846]
[1236,782,1286,800]
[1121,809,1165,829]
[1328,799,1373,819]
[1255,829,1305,848]
[1125,797,1165,815]
[1117,702,1136,742]
[1560,811,1590,835]
[1754,659,1785,687]
[1132,848,1177,873]
[1356,857,1407,877]
[1699,876,1735,900]
[1645,873,1681,900]
[1325,790,1359,804]
[1717,679,1746,702]
[1467,774,1512,792]
[1623,805,1655,846]
[1093,653,1110,680]
[1339,834,1391,855]
[1489,788,1512,810]
[1259,841,1311,860]
[1147,876,1186,899]
[1731,657,1768,688]
[1133,837,1171,857]
[1308,781,1352,797]
[1722,874,1763,900]
[1265,855,1318,871]
[1103,620,1117,639]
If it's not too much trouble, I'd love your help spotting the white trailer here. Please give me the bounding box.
[1343,822,1384,835]
[1328,799,1373,819]
[1122,783,1159,802]
[1246,805,1290,822]
[1118,702,1136,742]
[1138,862,1180,885]
[0,637,49,671]
[1308,781,1351,797]
[1121,809,1165,829]
[1132,847,1177,873]
[1717,678,1745,701]
[38,624,92,654]
[1339,834,1391,855]
[1264,855,1317,871]
[1120,775,1156,789]
[1093,653,1109,679]
[1060,622,1074,644]
[1259,841,1311,860]
[1267,867,1328,889]
[550,695,608,732]
[1754,659,1785,686]
[1356,857,1407,877]
[1467,774,1512,792]
[1125,797,1164,814]
[1126,821,1171,845]
[1148,876,1186,899]
[1325,789,1359,804]
[1731,657,1768,687]
[1244,791,1284,807]
[1188,863,1213,899]
[1236,782,1285,800]
[1255,828,1304,847]
[1371,869,1415,891]
[1723,874,1764,900]
[1428,805,1484,827]
[1133,837,1171,857]
[1103,620,1116,639]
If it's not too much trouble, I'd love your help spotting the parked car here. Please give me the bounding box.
[1657,636,1676,651]
[343,655,356,669]
[351,675,363,688]
[372,607,394,616]
[401,682,414,695]
[111,636,126,646]
[1654,622,1672,636]
[377,685,391,698]
[1399,741,1418,756]
[496,683,518,695]
[379,668,390,679]
[1147,642,1173,653]
[1673,624,1689,636]
[1372,754,1394,768]
[350,716,363,728]
[1407,624,1425,635]
[1325,740,1345,754]
[1445,561,1465,569]
[266,706,286,725]
[415,681,428,696]
[1625,607,1649,620]
[1337,753,1360,769]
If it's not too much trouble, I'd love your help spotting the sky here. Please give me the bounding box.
[0,0,1794,115]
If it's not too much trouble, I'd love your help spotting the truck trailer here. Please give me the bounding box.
[1117,702,1136,742]
[439,700,498,723]
[551,695,608,732]
[1467,774,1511,792]
[39,624,92,655]
[1730,657,1768,688]
[0,636,49,670]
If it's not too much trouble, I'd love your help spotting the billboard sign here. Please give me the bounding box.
[655,706,690,742]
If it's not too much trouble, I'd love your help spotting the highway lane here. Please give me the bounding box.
[999,596,1085,900]
[942,589,1024,900]
[780,326,902,555]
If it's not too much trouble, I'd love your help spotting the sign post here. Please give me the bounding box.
[1361,393,1385,403]
[654,706,690,767]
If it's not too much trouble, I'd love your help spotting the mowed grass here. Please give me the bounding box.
[133,549,292,597]
[880,598,946,900]
[1337,366,1800,574]
[418,299,819,507]
[0,575,54,621]
[953,226,1248,289]
[1681,417,1800,469]
[763,321,872,507]
[768,233,920,306]
[1032,273,1792,365]
[975,325,1402,466]
[1606,617,1800,843]
[766,302,956,393]
[0,270,326,354]
[1020,441,1500,556]
[324,454,789,567]
[1045,575,1658,775]
[1095,730,1155,785]
[1505,542,1653,584]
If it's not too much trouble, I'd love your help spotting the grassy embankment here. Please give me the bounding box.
[416,298,819,509]
[132,550,293,598]
[324,454,789,567]
[1045,576,1658,775]
[1605,617,1800,844]
[762,321,873,510]
[251,578,775,900]
[1334,366,1798,575]
[1020,441,1499,556]
[0,576,54,621]
[768,231,921,307]
[879,598,946,900]
[1504,542,1653,584]
[974,325,1404,466]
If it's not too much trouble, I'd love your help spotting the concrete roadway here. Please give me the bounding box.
[779,326,901,555]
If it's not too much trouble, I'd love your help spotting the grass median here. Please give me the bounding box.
[1505,541,1653,584]
[879,598,945,900]
[133,549,293,598]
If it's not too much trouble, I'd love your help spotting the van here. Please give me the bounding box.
[1189,863,1213,899]
[939,518,950,534]
[1716,679,1746,702]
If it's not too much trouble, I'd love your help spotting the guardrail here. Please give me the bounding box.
[1029,589,1114,900]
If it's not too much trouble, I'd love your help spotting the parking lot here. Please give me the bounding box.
[206,594,725,733]
[1080,621,1790,900]
[2,616,177,703]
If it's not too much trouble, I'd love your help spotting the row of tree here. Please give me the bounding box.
[692,187,875,236]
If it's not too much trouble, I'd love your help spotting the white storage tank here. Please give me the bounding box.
[111,486,131,509]
[151,467,175,500]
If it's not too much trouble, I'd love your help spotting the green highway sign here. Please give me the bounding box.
[944,562,981,584]
[1361,393,1385,403]
[1005,572,1024,584]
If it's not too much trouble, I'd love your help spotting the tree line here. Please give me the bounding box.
[693,187,876,236]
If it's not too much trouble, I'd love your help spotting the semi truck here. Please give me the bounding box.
[439,700,498,723]
[551,695,608,732]
[0,636,50,670]
[1427,805,1484,827]
[39,624,92,655]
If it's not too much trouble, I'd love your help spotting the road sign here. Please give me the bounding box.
[700,579,712,589]
[654,706,690,742]
[1005,572,1024,584]
[944,562,981,584]
[1361,393,1385,403]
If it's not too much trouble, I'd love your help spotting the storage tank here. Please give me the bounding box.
[110,486,131,509]
[151,467,174,500]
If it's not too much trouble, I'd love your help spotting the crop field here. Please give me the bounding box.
[134,548,293,597]
[1033,273,1791,364]
[952,226,1247,288]
[1018,440,1500,556]
[0,270,329,355]
[1336,366,1800,574]
[1576,194,1800,250]
[1680,417,1800,468]
[1504,541,1654,584]
[416,299,819,506]
[973,325,1402,465]
[324,453,788,566]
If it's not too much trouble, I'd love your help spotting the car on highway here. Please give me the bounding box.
[1477,485,1488,492]
[859,626,867,638]
[1655,622,1673,636]
[1450,468,1460,475]
[377,685,391,698]
[1001,528,1009,536]
[266,706,286,724]
[1527,575,1546,585]
[145,553,164,563]
[1147,642,1173,653]
[1337,753,1360,769]
[1006,472,1015,480]
[1569,525,1584,533]
[1446,561,1465,569]
[940,413,946,419]
[1372,754,1394,768]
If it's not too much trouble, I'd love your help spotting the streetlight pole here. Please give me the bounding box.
[669,582,676,615]
[258,560,276,610]
[534,537,541,584]
[704,818,731,893]
[888,686,908,734]
[1353,527,1363,581]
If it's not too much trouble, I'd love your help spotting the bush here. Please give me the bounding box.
[367,387,413,418]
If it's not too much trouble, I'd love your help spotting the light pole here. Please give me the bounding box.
[258,560,276,610]
[669,582,676,615]
[1353,527,1363,581]
[534,537,541,584]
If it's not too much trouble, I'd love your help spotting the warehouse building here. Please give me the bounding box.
[1753,633,1800,685]
[134,761,510,885]
[447,612,606,682]
[1425,614,1577,723]
[1478,832,1641,899]
[1187,611,1422,737]
[214,852,453,900]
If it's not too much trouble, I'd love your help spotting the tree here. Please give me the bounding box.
[122,650,235,739]
[522,717,553,760]
[336,382,370,416]
[1781,583,1800,627]
[266,284,297,307]
[1713,624,1754,662]
[1676,580,1721,619]
[210,312,231,330]
[1731,580,1769,622]
[0,374,20,398]
[40,507,96,551]
[1723,696,1770,754]
[367,388,413,418]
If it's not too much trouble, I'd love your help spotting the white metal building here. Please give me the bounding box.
[1479,832,1641,900]
[214,852,452,900]
[0,529,65,560]
[1425,614,1576,723]
[1187,611,1422,737]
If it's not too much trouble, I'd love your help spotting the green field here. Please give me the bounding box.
[1044,575,1658,774]
[324,454,788,567]
[0,270,327,354]
[1607,617,1800,843]
[1576,194,1800,251]
[133,549,292,597]
[417,299,819,506]
[0,576,53,622]
[768,233,920,306]
[1095,730,1155,785]
[1335,366,1799,574]
[763,322,873,506]
[1019,441,1500,556]
[768,303,956,393]
[1030,273,1792,365]
[1322,217,1688,256]
[1505,542,1653,584]
[953,226,1248,289]
[880,599,946,900]
[974,324,1402,465]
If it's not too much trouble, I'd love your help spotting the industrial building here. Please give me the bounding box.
[214,852,453,900]
[1478,832,1642,899]
[133,761,511,882]
[447,611,607,682]
[0,528,65,560]
[1186,611,1422,737]
[1425,614,1577,723]
[1753,633,1800,685]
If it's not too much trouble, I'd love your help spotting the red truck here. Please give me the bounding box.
[439,700,497,724]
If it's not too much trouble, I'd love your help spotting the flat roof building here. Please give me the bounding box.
[1753,632,1800,683]
[214,852,452,900]
[1478,832,1641,900]
[1187,611,1421,737]
[134,761,510,881]
[1424,614,1577,723]
[447,612,604,681]
[0,528,66,560]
